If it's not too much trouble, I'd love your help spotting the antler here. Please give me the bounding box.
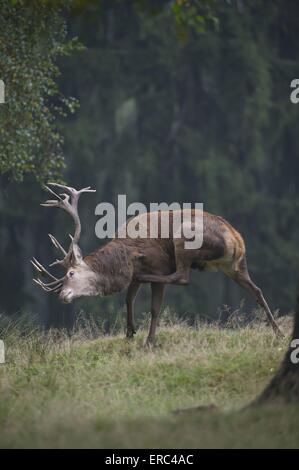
[31,257,65,292]
[40,183,96,268]
[31,183,96,294]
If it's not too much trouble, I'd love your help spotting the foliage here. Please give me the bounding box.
[171,0,218,38]
[0,0,82,182]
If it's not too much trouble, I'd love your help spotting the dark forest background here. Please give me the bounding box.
[1,0,299,329]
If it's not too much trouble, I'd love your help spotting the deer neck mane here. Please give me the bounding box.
[84,240,134,295]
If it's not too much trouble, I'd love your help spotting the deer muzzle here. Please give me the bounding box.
[59,289,74,304]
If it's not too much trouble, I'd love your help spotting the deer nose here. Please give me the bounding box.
[59,289,73,304]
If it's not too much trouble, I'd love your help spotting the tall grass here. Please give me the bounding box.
[0,311,297,448]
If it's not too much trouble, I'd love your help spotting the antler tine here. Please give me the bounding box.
[30,259,42,273]
[39,274,64,286]
[31,258,59,281]
[49,259,67,268]
[40,200,60,208]
[41,195,71,209]
[47,182,75,192]
[48,182,95,193]
[44,185,63,200]
[33,278,48,291]
[48,234,67,256]
[78,186,97,194]
[33,278,63,293]
[35,278,63,288]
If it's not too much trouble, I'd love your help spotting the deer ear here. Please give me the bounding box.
[71,244,83,265]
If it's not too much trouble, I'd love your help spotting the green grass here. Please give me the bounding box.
[0,313,297,448]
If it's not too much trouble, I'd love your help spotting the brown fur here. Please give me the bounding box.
[85,241,133,276]
[85,210,244,278]
[82,209,282,342]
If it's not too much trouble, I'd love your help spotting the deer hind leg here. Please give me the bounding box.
[225,257,283,338]
[146,283,165,346]
[125,281,141,338]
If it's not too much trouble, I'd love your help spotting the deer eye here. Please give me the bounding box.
[69,270,75,277]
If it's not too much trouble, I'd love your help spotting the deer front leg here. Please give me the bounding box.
[146,283,165,346]
[125,281,141,339]
[137,240,192,285]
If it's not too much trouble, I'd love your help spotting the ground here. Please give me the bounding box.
[0,313,298,448]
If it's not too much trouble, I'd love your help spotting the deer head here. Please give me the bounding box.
[31,183,99,303]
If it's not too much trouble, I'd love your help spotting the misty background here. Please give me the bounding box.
[1,0,299,329]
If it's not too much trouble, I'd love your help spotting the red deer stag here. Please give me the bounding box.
[31,183,283,344]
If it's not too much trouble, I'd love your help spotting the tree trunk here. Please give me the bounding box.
[253,283,299,405]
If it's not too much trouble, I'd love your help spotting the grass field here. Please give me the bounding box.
[0,312,298,448]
